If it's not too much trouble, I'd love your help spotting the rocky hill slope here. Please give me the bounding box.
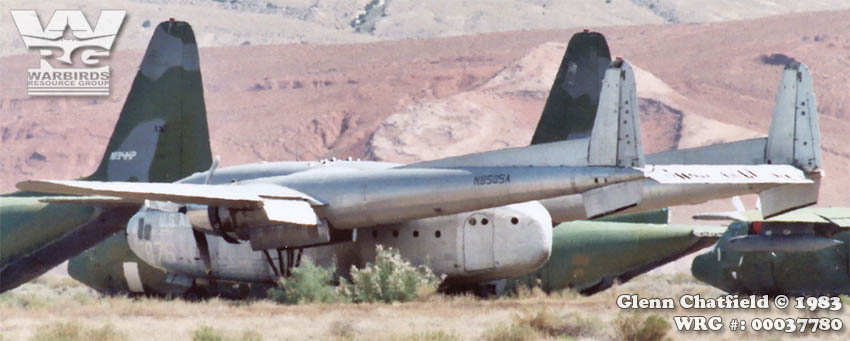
[1,10,848,224]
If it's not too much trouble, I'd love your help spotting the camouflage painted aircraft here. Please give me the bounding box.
[12,25,820,296]
[692,201,849,295]
[0,20,212,293]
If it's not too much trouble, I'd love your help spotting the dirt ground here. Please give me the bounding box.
[1,273,847,340]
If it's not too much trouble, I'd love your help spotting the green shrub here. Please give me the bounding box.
[614,313,671,341]
[267,260,342,304]
[193,325,223,341]
[341,245,441,303]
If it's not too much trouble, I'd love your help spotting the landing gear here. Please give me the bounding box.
[262,247,303,278]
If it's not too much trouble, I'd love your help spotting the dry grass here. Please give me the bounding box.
[1,273,848,340]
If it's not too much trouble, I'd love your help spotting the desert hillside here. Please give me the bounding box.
[1,10,848,225]
[1,0,849,57]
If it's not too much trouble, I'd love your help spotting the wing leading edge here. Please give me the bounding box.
[17,180,322,226]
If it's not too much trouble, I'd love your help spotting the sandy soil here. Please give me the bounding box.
[1,274,847,340]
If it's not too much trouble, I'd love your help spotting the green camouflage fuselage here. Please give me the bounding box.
[0,20,211,293]
[507,209,723,294]
[692,219,849,295]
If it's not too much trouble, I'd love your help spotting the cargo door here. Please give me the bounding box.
[463,213,495,271]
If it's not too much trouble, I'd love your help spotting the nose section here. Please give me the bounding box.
[493,201,552,278]
[690,251,715,284]
[691,248,738,293]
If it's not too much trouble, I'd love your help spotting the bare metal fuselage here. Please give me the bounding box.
[127,136,784,285]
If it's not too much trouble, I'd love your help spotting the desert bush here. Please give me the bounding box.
[238,330,263,341]
[329,319,356,340]
[614,313,671,341]
[193,325,223,341]
[85,324,126,341]
[267,260,342,304]
[480,323,540,341]
[399,330,458,341]
[341,245,441,303]
[512,309,603,339]
[29,321,83,341]
[29,321,125,341]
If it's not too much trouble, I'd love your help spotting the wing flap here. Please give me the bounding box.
[262,199,318,226]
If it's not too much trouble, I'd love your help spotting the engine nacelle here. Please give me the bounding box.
[184,204,260,243]
[184,203,348,249]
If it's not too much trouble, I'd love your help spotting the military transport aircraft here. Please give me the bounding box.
[6,22,822,296]
[692,200,848,295]
[0,20,212,293]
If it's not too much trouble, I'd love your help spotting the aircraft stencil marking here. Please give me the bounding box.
[473,174,511,186]
[110,151,137,160]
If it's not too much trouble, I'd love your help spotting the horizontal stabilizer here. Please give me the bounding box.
[759,175,820,218]
[693,211,759,222]
[582,180,642,219]
[18,180,323,213]
[727,235,842,253]
[691,226,726,238]
[642,165,811,184]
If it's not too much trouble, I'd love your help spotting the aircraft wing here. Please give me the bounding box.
[18,180,323,226]
[39,195,137,206]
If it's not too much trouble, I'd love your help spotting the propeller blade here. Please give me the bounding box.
[731,196,746,212]
[204,155,221,185]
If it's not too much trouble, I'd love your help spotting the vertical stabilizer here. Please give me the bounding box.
[530,31,611,144]
[582,59,644,219]
[86,20,212,183]
[761,62,821,218]
[766,62,821,172]
[587,59,643,167]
